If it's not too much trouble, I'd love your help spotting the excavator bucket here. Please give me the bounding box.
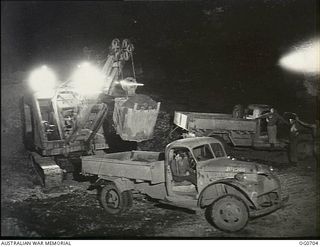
[113,95,160,142]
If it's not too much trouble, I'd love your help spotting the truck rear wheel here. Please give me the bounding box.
[206,195,249,232]
[100,183,132,214]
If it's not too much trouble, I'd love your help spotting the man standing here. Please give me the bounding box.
[257,108,288,148]
[289,116,318,164]
[288,118,299,165]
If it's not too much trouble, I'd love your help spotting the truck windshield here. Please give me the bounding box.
[210,143,225,158]
[192,144,214,162]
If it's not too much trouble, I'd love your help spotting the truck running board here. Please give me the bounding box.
[160,196,199,211]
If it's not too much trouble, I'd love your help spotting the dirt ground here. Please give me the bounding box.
[1,83,320,238]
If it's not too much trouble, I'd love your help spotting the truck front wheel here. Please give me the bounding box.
[205,195,249,232]
[100,183,132,214]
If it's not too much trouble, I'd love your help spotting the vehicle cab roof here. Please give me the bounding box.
[166,137,222,150]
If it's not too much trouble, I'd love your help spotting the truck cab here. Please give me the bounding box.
[245,104,275,147]
[165,137,281,204]
[165,137,227,199]
[164,137,284,231]
[244,104,271,120]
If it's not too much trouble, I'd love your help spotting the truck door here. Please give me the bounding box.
[167,147,198,197]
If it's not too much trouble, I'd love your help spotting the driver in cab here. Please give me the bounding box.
[171,151,197,186]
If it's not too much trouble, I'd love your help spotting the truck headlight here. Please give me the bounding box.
[234,172,246,181]
[28,65,57,97]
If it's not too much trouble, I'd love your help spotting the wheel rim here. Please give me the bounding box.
[218,202,242,224]
[106,189,120,209]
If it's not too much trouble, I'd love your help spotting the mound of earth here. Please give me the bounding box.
[123,94,158,110]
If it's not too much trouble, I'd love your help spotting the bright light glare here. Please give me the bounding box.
[70,62,105,96]
[28,65,57,95]
[279,38,320,74]
[119,79,144,87]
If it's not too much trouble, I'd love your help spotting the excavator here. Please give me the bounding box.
[21,39,160,188]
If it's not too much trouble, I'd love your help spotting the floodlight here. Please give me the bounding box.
[279,38,320,74]
[70,62,105,96]
[28,65,57,97]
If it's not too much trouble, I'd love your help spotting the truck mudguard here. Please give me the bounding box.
[94,176,135,192]
[198,180,256,210]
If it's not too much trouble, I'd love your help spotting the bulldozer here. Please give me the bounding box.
[21,39,160,188]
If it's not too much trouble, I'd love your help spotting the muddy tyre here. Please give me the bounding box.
[100,183,132,214]
[206,195,249,232]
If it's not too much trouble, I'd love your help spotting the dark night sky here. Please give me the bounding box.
[1,0,319,119]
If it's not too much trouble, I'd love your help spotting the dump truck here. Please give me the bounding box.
[173,104,281,149]
[21,39,160,188]
[173,104,316,160]
[81,137,286,233]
